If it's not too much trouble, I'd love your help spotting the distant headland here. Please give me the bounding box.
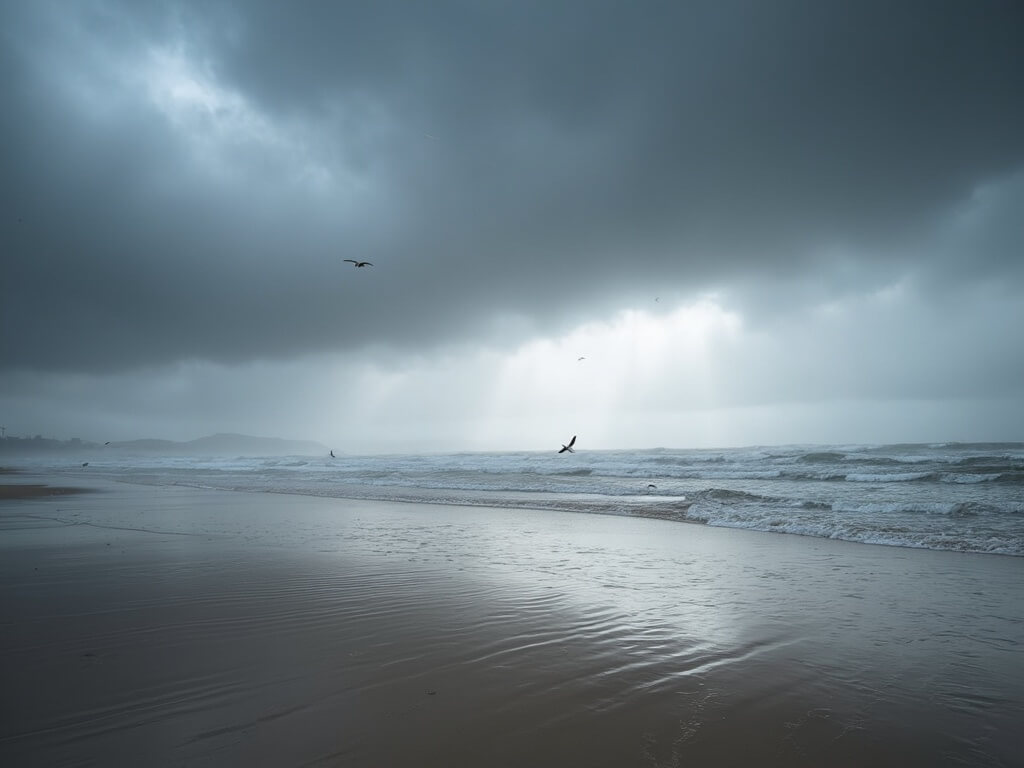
[0,433,329,457]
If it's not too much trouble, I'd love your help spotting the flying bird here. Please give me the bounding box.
[344,260,373,268]
[558,435,577,454]
[577,356,586,361]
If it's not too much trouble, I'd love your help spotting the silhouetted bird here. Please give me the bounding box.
[330,450,335,458]
[647,484,657,489]
[81,462,89,467]
[344,260,373,268]
[577,356,586,361]
[558,435,576,454]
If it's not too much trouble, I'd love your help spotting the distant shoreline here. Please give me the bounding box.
[0,432,329,457]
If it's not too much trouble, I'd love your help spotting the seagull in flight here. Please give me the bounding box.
[558,435,577,454]
[344,260,373,268]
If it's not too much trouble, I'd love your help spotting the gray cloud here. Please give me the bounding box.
[2,0,1023,375]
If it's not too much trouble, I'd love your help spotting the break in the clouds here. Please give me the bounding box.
[1,1,1023,449]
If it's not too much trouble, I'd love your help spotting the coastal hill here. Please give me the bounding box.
[107,433,329,456]
[0,433,329,457]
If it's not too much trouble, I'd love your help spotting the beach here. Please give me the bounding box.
[1,474,1022,767]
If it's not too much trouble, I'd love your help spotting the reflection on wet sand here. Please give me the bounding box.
[0,479,1020,766]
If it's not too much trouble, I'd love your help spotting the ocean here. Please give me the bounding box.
[27,441,1024,557]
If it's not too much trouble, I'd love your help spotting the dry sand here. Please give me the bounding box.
[1,476,1022,766]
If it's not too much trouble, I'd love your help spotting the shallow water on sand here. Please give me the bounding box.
[1,480,1022,766]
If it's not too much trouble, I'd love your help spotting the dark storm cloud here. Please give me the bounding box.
[2,0,1022,373]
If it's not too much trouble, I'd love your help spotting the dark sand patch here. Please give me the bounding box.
[0,483,94,500]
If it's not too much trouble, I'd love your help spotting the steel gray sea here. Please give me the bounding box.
[25,442,1024,556]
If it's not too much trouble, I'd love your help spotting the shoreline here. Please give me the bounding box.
[8,466,1022,559]
[1,477,1022,765]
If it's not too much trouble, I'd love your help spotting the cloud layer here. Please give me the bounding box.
[2,1,1022,449]
[4,0,1022,374]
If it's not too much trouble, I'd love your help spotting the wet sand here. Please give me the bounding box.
[1,476,1022,766]
[0,483,95,500]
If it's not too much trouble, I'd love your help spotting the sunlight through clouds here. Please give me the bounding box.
[285,299,747,451]
[483,298,743,446]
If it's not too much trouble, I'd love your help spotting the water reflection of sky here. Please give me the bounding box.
[12,477,1023,763]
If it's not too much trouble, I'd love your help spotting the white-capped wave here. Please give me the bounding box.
[19,441,1024,557]
[685,503,1023,555]
[832,501,981,517]
[941,473,1002,484]
[844,471,933,482]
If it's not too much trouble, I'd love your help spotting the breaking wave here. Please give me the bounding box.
[19,441,1024,556]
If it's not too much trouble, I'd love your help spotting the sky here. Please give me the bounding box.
[2,0,1023,453]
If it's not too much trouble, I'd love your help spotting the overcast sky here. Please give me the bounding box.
[2,0,1023,452]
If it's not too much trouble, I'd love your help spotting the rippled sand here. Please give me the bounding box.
[1,477,1021,766]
